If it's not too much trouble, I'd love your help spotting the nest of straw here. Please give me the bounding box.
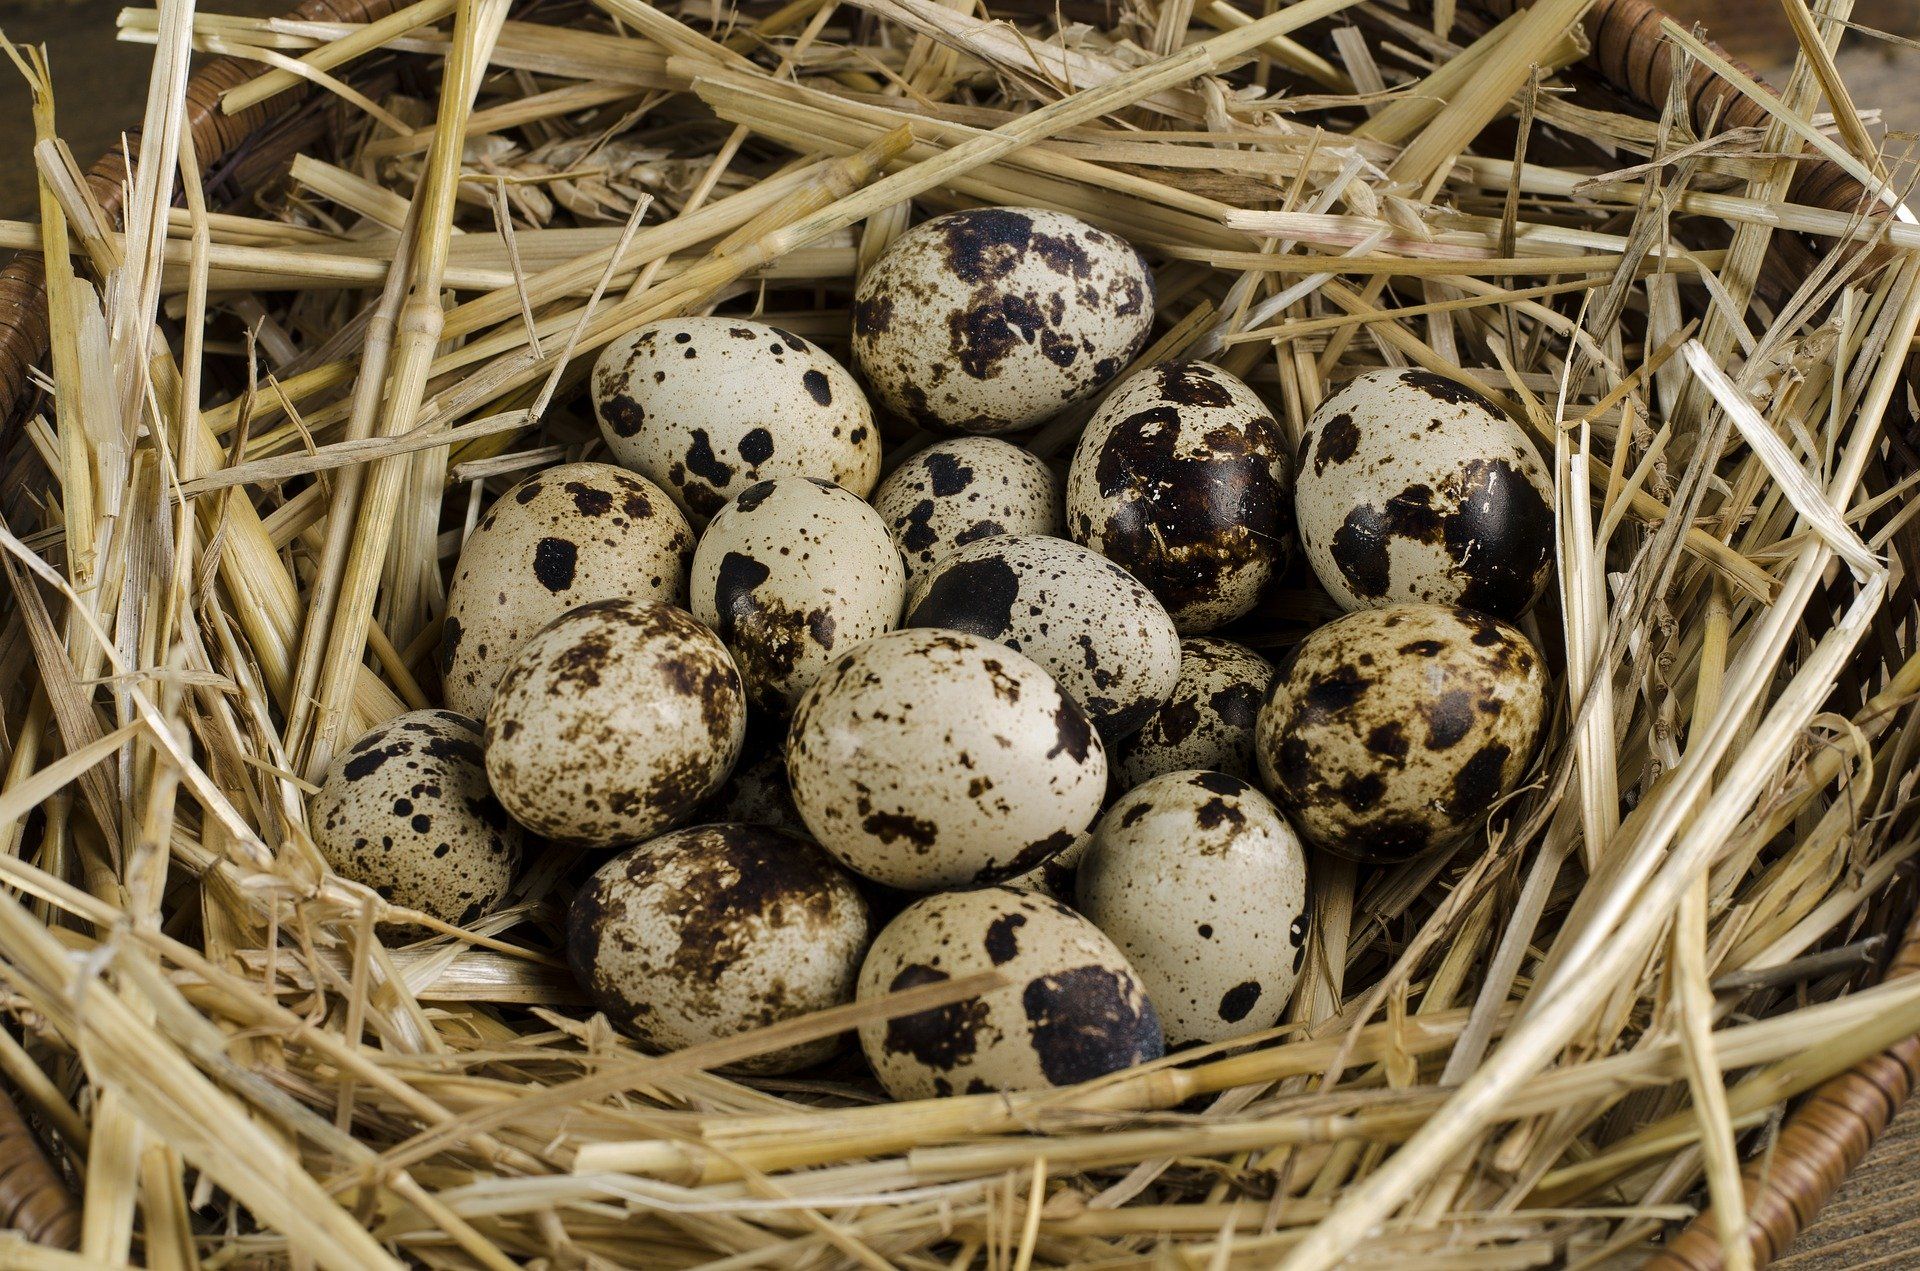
[0,0,1917,1265]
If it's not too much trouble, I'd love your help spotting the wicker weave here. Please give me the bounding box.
[0,1,1906,1264]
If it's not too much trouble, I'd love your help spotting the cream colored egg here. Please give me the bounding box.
[1295,368,1554,619]
[787,628,1106,890]
[567,823,870,1073]
[1113,638,1274,789]
[690,478,904,709]
[312,710,520,927]
[1077,770,1307,1045]
[872,438,1061,594]
[852,207,1154,434]
[442,463,693,718]
[485,600,746,847]
[856,886,1162,1099]
[591,317,879,522]
[1255,604,1547,861]
[904,534,1180,742]
[1067,361,1292,632]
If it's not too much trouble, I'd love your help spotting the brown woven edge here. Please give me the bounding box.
[0,0,1906,1261]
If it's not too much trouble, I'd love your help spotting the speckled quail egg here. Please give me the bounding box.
[591,316,879,521]
[1295,368,1554,619]
[872,438,1061,593]
[568,823,869,1073]
[852,207,1154,434]
[485,600,746,847]
[312,710,521,927]
[1113,638,1275,789]
[1067,362,1292,632]
[1077,771,1307,1045]
[904,534,1180,741]
[697,721,806,837]
[788,628,1107,890]
[856,886,1162,1099]
[1255,604,1547,862]
[690,478,904,709]
[442,463,694,719]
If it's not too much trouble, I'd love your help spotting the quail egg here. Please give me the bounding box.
[1077,771,1307,1045]
[1255,604,1547,861]
[697,721,806,837]
[1067,361,1292,632]
[485,600,746,846]
[568,823,870,1073]
[856,886,1162,1099]
[872,438,1061,593]
[690,478,905,709]
[591,316,879,521]
[312,710,521,927]
[1113,638,1274,789]
[441,463,694,718]
[787,628,1107,890]
[904,534,1180,741]
[852,207,1154,434]
[1295,368,1554,618]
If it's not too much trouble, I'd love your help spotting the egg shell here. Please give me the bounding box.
[485,600,746,847]
[787,628,1107,890]
[904,534,1180,742]
[1113,638,1275,790]
[1295,368,1554,619]
[872,438,1062,594]
[567,823,870,1073]
[1255,604,1547,862]
[851,207,1154,434]
[591,316,879,522]
[441,463,694,719]
[689,478,905,709]
[856,886,1162,1099]
[312,710,521,927]
[1067,361,1293,632]
[696,720,807,838]
[1076,770,1307,1045]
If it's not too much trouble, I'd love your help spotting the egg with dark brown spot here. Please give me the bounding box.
[568,823,869,1073]
[591,316,879,523]
[696,720,806,837]
[1068,361,1293,632]
[1113,638,1274,789]
[691,478,904,709]
[788,628,1106,890]
[485,600,746,847]
[852,207,1154,434]
[904,534,1180,743]
[442,463,694,719]
[1254,604,1546,862]
[312,710,520,927]
[856,886,1162,1099]
[872,438,1061,594]
[1077,770,1306,1045]
[1295,368,1554,619]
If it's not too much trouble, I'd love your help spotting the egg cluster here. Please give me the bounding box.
[311,206,1555,1099]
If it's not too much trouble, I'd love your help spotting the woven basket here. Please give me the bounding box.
[0,0,1910,1265]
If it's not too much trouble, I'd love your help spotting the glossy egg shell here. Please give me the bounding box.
[1112,637,1274,790]
[904,534,1180,742]
[567,823,870,1073]
[1254,604,1547,862]
[856,886,1162,1099]
[312,710,521,927]
[1067,361,1293,632]
[441,463,693,719]
[1295,368,1554,619]
[787,628,1107,890]
[1077,770,1307,1045]
[591,316,879,522]
[872,438,1061,594]
[690,478,905,709]
[852,207,1154,434]
[485,600,746,847]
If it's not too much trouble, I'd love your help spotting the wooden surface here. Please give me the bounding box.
[1778,1105,1920,1269]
